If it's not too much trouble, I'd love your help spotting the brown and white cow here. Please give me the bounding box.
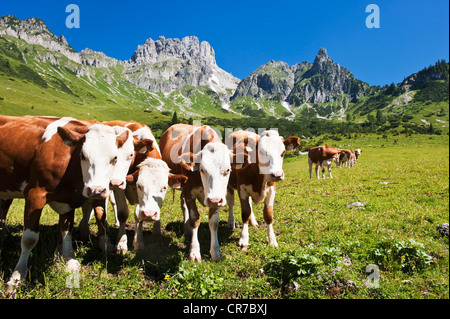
[308,145,340,179]
[225,130,300,249]
[80,120,187,253]
[0,115,130,292]
[355,149,362,162]
[159,124,231,261]
[338,149,356,168]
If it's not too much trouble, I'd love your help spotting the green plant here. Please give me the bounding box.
[371,238,433,273]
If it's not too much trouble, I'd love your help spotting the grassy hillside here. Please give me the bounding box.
[0,134,448,299]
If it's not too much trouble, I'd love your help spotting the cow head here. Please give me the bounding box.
[109,126,136,190]
[59,124,128,199]
[179,142,231,208]
[126,158,188,222]
[257,130,299,182]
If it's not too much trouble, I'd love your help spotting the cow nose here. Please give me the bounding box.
[271,171,284,180]
[207,197,224,207]
[87,186,107,198]
[140,210,159,221]
[110,179,125,189]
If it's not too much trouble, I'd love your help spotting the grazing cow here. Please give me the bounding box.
[80,120,187,253]
[338,149,356,168]
[225,130,300,249]
[308,145,340,179]
[159,124,231,261]
[0,115,130,293]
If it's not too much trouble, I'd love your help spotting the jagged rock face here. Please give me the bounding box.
[0,15,80,63]
[125,35,239,94]
[233,48,368,106]
[288,48,368,104]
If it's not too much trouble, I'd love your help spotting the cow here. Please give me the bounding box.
[0,115,130,293]
[125,157,187,251]
[79,120,187,253]
[225,130,300,250]
[308,145,340,179]
[159,124,231,261]
[355,149,362,162]
[338,149,356,168]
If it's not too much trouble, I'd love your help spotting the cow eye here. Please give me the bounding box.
[161,186,167,192]
[111,156,118,165]
[224,168,231,175]
[281,151,286,157]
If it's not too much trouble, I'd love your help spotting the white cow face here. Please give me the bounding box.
[128,158,171,222]
[79,124,128,199]
[109,126,135,190]
[180,142,231,207]
[257,130,286,181]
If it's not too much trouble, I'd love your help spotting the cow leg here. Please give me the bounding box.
[209,207,221,260]
[263,185,278,248]
[226,188,235,229]
[238,192,252,250]
[328,165,333,178]
[185,193,201,262]
[6,187,45,293]
[181,192,191,237]
[249,200,258,226]
[0,198,13,238]
[152,220,161,235]
[308,157,313,179]
[109,191,120,228]
[79,199,93,241]
[58,210,81,273]
[114,189,129,254]
[92,199,114,254]
[315,164,320,179]
[133,208,144,251]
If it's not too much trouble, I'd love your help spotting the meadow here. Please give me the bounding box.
[0,134,448,299]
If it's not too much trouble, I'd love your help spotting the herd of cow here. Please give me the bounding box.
[0,115,361,294]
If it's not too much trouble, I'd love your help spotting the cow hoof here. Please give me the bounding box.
[189,251,202,262]
[239,244,249,251]
[210,250,222,261]
[269,241,279,249]
[116,244,128,255]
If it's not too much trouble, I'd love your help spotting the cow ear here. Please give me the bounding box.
[134,138,154,154]
[231,152,250,169]
[168,173,188,189]
[126,171,139,185]
[283,136,300,151]
[179,152,200,172]
[57,126,86,146]
[116,130,130,149]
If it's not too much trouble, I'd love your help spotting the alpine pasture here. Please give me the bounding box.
[0,133,448,299]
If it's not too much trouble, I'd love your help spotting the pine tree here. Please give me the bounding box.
[171,111,178,125]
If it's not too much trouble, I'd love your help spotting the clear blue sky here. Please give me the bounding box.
[1,0,448,85]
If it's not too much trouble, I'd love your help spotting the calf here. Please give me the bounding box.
[308,145,340,179]
[0,115,129,293]
[159,124,231,261]
[226,130,300,249]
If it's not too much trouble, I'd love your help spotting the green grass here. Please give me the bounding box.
[0,134,448,299]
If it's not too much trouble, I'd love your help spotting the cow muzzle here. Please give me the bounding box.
[110,179,126,190]
[269,171,284,181]
[206,197,226,207]
[139,210,160,222]
[85,186,108,199]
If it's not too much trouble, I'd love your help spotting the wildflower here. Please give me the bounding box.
[187,285,193,290]
[164,274,170,280]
